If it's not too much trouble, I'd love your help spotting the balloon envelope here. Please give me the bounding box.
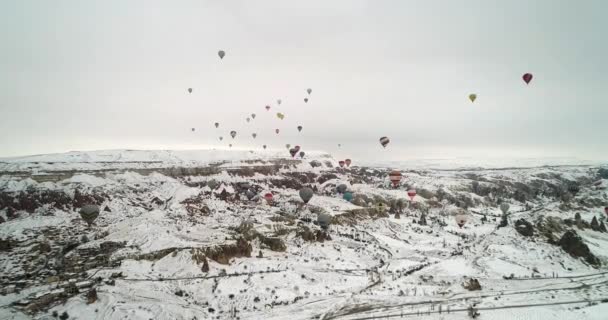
[188,88,192,93]
[345,159,352,167]
[265,105,271,111]
[297,126,303,132]
[219,136,223,141]
[523,73,533,84]
[299,187,314,204]
[218,50,225,59]
[389,170,402,187]
[264,192,273,204]
[407,189,417,201]
[294,145,301,152]
[286,144,291,149]
[230,131,237,138]
[343,192,354,202]
[307,88,312,95]
[338,161,345,168]
[277,99,282,105]
[289,148,297,157]
[299,151,305,158]
[251,113,256,119]
[214,122,219,128]
[275,129,280,134]
[304,98,308,103]
[263,145,267,149]
[317,213,331,229]
[252,133,257,138]
[455,213,469,228]
[379,136,390,148]
[336,184,348,194]
[469,94,477,102]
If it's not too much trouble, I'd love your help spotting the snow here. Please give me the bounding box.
[1,149,607,319]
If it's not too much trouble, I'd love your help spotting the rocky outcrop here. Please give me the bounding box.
[204,238,252,264]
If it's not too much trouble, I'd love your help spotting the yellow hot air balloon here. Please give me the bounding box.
[469,94,477,103]
[276,112,285,120]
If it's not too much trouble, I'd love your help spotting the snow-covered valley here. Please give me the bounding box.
[1,150,608,320]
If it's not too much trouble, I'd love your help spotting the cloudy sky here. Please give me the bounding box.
[1,0,606,161]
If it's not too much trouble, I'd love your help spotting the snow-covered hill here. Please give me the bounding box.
[1,150,607,319]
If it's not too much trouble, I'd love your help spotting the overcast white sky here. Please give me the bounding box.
[1,0,606,161]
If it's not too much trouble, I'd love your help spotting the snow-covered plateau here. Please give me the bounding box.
[1,149,608,320]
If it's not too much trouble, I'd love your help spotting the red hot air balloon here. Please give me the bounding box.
[294,145,301,152]
[345,159,352,167]
[407,189,417,201]
[605,206,608,216]
[389,170,402,187]
[455,213,468,228]
[264,192,273,204]
[338,161,345,168]
[523,73,533,85]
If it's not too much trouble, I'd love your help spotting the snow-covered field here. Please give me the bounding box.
[1,150,607,320]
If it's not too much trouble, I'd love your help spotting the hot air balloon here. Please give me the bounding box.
[263,145,267,149]
[338,161,345,168]
[251,113,256,119]
[264,192,273,204]
[246,117,250,122]
[275,129,280,134]
[304,98,308,103]
[277,99,282,105]
[229,144,232,148]
[219,136,223,141]
[455,211,469,228]
[500,203,510,215]
[245,190,256,201]
[214,122,219,128]
[289,148,297,157]
[299,187,314,204]
[523,73,533,84]
[188,88,193,94]
[218,50,225,59]
[230,131,237,139]
[252,133,257,139]
[299,151,305,158]
[345,159,352,167]
[469,94,477,102]
[191,128,195,132]
[343,191,353,202]
[407,189,417,201]
[336,184,348,194]
[317,213,331,230]
[265,105,271,111]
[389,170,402,187]
[604,206,608,216]
[79,204,100,227]
[286,144,291,149]
[338,144,341,148]
[294,145,301,152]
[307,88,312,95]
[297,125,303,132]
[380,136,390,148]
[276,112,285,120]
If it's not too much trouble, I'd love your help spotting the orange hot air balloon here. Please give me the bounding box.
[389,170,402,187]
